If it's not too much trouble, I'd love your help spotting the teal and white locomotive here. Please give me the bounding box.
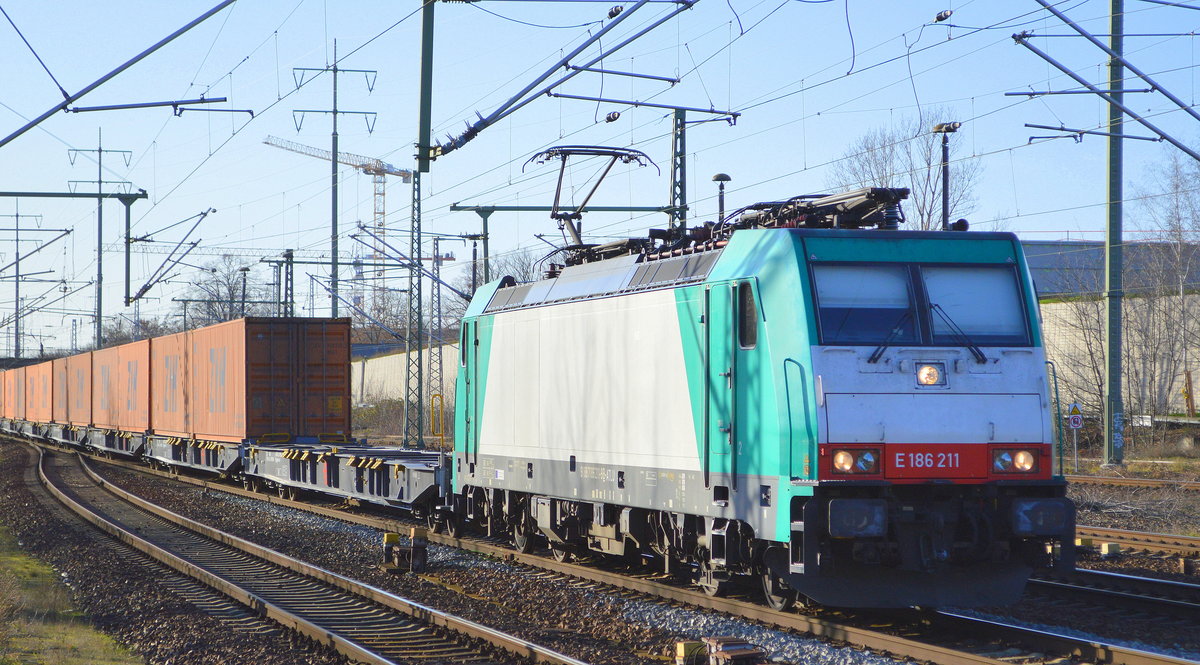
[452,187,1074,609]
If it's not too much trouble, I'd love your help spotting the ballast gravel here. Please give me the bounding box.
[95,463,903,665]
[0,445,350,665]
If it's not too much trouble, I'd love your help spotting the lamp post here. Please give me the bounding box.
[713,173,731,223]
[239,267,250,318]
[932,122,961,230]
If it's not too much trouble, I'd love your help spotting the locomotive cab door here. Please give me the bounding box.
[704,282,736,492]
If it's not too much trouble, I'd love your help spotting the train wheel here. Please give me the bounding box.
[512,520,534,554]
[549,543,572,563]
[443,514,461,538]
[441,511,458,537]
[697,559,728,597]
[760,570,798,611]
[424,510,443,534]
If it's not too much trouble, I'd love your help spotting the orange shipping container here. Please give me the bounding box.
[25,362,53,424]
[150,331,189,437]
[182,318,350,443]
[118,340,150,432]
[92,346,120,429]
[52,358,68,423]
[0,370,6,418]
[4,367,23,421]
[67,353,92,426]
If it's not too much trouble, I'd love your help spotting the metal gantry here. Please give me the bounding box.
[68,129,133,347]
[291,42,379,318]
[0,188,145,349]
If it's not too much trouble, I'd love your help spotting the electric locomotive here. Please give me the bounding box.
[452,187,1074,609]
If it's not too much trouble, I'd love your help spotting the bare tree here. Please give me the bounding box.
[174,255,274,328]
[102,315,181,346]
[827,110,982,230]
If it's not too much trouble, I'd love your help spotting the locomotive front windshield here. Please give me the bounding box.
[813,263,1030,346]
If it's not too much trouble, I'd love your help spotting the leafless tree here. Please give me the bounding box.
[102,315,181,346]
[174,255,274,328]
[826,110,982,230]
[1042,151,1200,453]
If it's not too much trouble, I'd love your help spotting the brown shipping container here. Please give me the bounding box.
[150,331,188,437]
[67,353,92,426]
[25,362,53,424]
[182,318,350,443]
[4,367,23,421]
[118,340,151,432]
[92,346,120,429]
[52,358,68,423]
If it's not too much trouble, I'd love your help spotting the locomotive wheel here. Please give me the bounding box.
[549,543,573,563]
[512,519,534,554]
[697,560,728,598]
[424,509,443,534]
[760,569,798,612]
[443,514,461,538]
[510,500,536,553]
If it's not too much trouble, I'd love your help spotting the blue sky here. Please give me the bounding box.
[1,0,1197,353]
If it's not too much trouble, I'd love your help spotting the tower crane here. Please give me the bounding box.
[263,135,412,306]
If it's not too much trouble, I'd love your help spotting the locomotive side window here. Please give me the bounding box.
[813,265,917,345]
[922,266,1029,346]
[738,282,758,349]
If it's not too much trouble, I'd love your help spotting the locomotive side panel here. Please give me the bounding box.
[468,289,704,509]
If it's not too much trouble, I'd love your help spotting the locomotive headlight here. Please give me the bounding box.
[993,449,1038,473]
[916,363,946,386]
[831,449,880,474]
[855,450,878,473]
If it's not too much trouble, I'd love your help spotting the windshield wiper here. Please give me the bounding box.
[868,310,914,364]
[930,303,987,363]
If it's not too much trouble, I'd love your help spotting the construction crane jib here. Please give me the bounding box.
[263,135,412,182]
[263,135,412,310]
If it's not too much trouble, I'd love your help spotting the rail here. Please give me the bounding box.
[71,449,1198,665]
[33,445,589,665]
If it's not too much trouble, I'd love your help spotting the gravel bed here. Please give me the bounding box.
[0,445,349,665]
[96,464,903,665]
[949,607,1200,663]
[1077,550,1200,583]
[1070,482,1200,534]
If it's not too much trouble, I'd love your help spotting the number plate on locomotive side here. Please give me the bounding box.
[885,445,987,479]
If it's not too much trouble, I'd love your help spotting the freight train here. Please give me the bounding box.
[0,187,1075,609]
[0,318,445,513]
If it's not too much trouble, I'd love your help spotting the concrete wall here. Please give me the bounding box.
[352,344,459,406]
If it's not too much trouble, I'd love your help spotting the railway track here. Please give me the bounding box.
[1075,526,1200,557]
[32,445,587,665]
[72,450,1199,665]
[1067,475,1200,491]
[1029,569,1200,623]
